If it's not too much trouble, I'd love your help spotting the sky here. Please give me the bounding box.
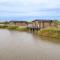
[0,0,60,21]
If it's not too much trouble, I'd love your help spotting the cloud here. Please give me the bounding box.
[0,0,60,20]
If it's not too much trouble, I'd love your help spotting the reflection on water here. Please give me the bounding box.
[39,36,60,44]
[32,31,60,44]
[0,29,60,60]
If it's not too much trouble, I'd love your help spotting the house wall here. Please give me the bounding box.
[15,22,27,26]
[32,21,55,28]
[32,22,36,27]
[51,22,55,27]
[38,22,41,27]
[35,21,39,26]
[39,21,43,28]
[27,23,32,27]
[43,22,51,28]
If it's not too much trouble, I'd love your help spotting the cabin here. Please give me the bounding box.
[32,19,55,28]
[9,21,28,27]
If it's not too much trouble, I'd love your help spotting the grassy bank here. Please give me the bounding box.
[38,28,60,39]
[6,26,28,31]
[0,25,28,31]
[15,27,28,31]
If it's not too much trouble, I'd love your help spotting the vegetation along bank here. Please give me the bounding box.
[38,28,60,39]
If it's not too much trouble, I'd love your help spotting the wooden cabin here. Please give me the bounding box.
[32,19,55,28]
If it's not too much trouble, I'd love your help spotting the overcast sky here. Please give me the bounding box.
[0,0,60,21]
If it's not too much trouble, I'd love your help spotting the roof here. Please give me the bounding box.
[32,19,53,22]
[9,21,28,23]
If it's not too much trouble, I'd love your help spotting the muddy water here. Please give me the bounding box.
[0,29,60,60]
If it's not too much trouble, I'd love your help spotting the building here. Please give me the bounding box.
[9,21,28,27]
[32,19,55,28]
[27,22,32,28]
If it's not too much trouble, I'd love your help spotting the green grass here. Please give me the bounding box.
[38,27,60,39]
[6,26,28,31]
[0,25,28,31]
[0,25,8,28]
[6,26,18,30]
[16,27,28,31]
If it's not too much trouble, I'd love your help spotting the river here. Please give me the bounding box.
[0,29,60,60]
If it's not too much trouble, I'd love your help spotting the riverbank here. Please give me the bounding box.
[0,25,60,39]
[0,25,28,31]
[38,27,60,39]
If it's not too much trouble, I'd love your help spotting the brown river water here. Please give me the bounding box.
[0,29,60,60]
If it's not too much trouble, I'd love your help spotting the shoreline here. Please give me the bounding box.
[38,27,60,39]
[0,25,60,39]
